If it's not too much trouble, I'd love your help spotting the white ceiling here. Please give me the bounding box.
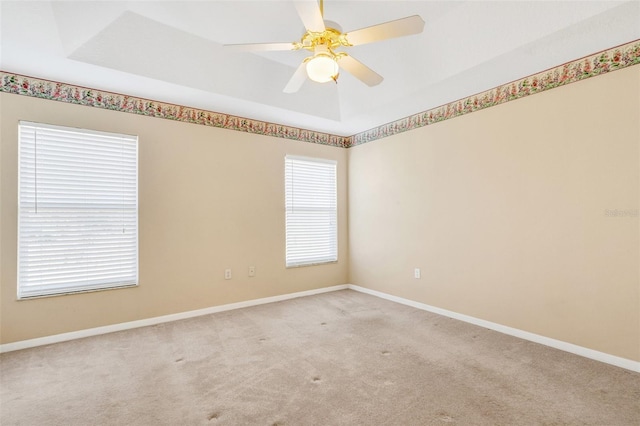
[1,1,639,136]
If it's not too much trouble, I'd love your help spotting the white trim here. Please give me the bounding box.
[3,283,638,373]
[347,284,640,373]
[284,154,337,165]
[0,284,348,354]
[19,120,138,140]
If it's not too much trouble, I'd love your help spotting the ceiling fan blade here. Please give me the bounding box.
[345,15,425,46]
[294,1,325,32]
[338,55,383,87]
[283,62,308,93]
[223,42,297,52]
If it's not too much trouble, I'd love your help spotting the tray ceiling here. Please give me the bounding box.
[1,1,639,136]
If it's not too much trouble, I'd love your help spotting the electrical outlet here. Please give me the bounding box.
[225,269,232,280]
[414,268,421,279]
[248,266,256,277]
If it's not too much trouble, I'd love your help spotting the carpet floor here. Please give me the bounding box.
[1,289,639,425]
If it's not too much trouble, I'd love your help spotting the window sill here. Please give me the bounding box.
[17,283,139,301]
[286,260,338,269]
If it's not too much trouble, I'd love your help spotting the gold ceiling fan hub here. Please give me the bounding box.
[295,27,350,52]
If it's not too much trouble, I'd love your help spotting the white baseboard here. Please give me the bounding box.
[3,282,638,373]
[0,284,349,354]
[347,284,640,373]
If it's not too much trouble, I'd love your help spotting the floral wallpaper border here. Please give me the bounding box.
[0,73,350,148]
[351,39,640,146]
[1,40,638,148]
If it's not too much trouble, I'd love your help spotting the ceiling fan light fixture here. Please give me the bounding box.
[224,1,424,92]
[306,53,339,83]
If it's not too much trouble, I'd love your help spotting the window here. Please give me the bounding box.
[18,122,138,298]
[285,155,337,267]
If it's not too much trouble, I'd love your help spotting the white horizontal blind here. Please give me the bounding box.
[18,122,138,298]
[285,155,337,267]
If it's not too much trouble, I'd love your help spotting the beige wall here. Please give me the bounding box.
[0,93,349,343]
[348,66,640,361]
[2,67,638,364]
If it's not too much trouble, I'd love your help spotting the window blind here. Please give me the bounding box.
[285,155,337,267]
[18,122,138,298]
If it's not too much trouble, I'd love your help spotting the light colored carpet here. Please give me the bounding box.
[1,289,639,425]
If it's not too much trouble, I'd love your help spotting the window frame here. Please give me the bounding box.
[17,121,139,299]
[284,155,338,268]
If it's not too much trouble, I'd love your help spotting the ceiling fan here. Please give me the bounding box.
[224,0,425,93]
